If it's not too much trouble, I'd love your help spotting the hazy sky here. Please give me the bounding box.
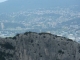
[0,0,7,3]
[0,0,80,13]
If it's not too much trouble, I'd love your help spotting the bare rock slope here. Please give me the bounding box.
[0,32,80,60]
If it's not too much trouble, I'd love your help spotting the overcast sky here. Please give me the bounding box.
[0,0,7,3]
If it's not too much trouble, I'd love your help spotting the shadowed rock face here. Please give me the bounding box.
[0,32,80,60]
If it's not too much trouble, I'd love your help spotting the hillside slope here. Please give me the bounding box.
[0,32,80,60]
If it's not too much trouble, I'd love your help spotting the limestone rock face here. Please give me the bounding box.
[0,32,80,60]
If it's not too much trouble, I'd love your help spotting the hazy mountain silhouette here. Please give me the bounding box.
[0,0,80,13]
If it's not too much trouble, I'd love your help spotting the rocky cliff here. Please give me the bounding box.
[0,32,80,60]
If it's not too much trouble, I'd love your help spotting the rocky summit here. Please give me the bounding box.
[0,32,80,60]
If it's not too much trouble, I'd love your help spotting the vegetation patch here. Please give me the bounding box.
[67,39,73,41]
[58,50,64,54]
[0,51,13,60]
[0,42,15,49]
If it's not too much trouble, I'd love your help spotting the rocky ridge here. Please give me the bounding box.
[0,32,80,60]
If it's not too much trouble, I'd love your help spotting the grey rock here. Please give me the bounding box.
[0,32,80,60]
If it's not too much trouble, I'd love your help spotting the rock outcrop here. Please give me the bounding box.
[0,32,80,60]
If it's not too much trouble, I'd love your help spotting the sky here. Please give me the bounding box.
[0,0,7,3]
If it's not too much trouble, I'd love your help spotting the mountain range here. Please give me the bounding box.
[0,0,80,13]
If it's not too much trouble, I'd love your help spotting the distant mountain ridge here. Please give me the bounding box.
[0,32,80,60]
[0,0,80,13]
